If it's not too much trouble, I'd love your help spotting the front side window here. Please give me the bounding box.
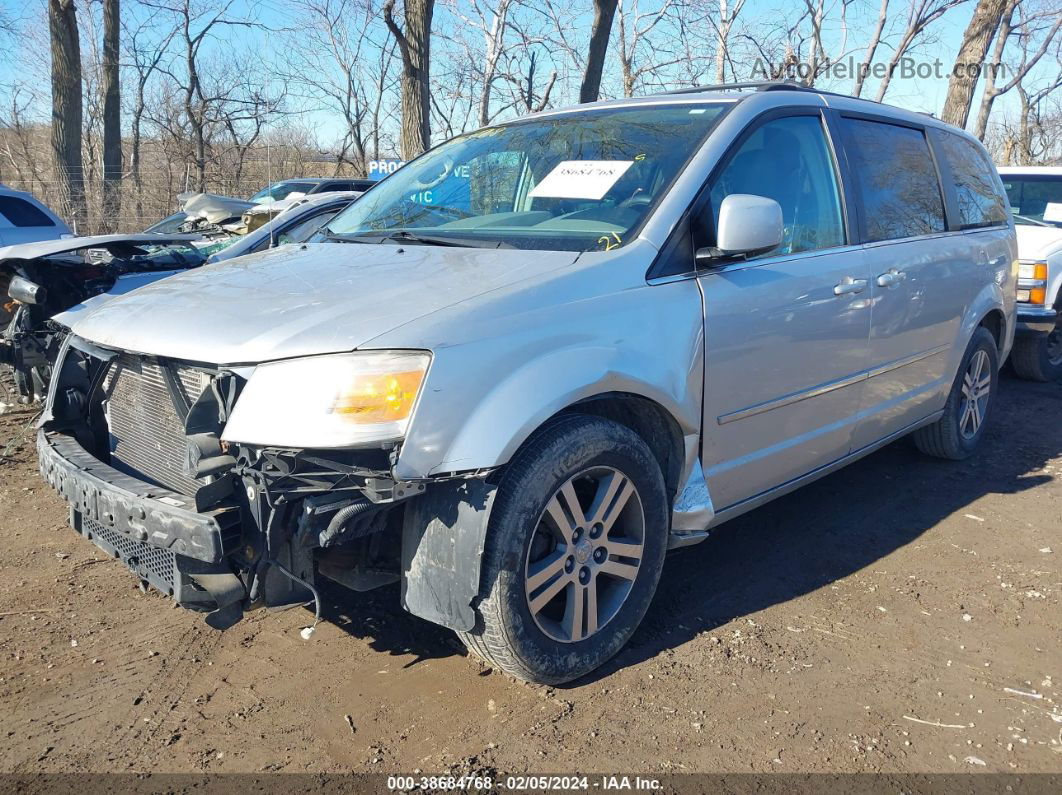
[0,196,55,227]
[842,118,946,242]
[705,114,845,257]
[325,103,730,252]
[1002,175,1062,227]
[936,131,1008,228]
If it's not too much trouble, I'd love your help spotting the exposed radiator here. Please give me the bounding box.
[103,353,211,495]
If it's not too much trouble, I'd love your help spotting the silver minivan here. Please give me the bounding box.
[38,83,1016,684]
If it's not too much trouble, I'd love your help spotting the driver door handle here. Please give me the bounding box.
[834,277,868,296]
[877,269,907,288]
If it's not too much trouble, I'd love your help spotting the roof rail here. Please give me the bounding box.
[661,79,810,96]
[660,79,860,103]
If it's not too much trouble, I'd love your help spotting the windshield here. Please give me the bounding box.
[1001,174,1062,227]
[324,103,730,252]
[250,181,316,204]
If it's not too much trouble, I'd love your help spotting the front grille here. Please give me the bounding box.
[104,353,211,495]
[81,515,177,595]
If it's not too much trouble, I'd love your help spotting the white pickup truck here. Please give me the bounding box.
[998,166,1062,381]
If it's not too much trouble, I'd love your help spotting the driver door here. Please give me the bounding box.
[696,110,872,512]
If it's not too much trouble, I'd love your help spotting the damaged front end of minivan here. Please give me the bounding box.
[37,337,495,631]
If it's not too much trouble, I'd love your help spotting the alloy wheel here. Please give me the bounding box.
[959,348,991,439]
[523,466,645,643]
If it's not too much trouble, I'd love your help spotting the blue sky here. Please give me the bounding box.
[0,0,1051,148]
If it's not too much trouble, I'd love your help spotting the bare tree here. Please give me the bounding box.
[100,0,121,230]
[852,0,889,97]
[874,0,965,102]
[283,0,390,176]
[710,0,748,83]
[384,0,435,157]
[972,0,1060,140]
[615,0,677,96]
[1007,74,1062,162]
[940,0,1010,127]
[48,0,86,231]
[143,0,276,191]
[517,50,557,111]
[742,0,854,86]
[446,0,515,126]
[580,0,618,102]
[124,8,175,222]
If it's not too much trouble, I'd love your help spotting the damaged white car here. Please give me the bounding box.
[1,235,206,409]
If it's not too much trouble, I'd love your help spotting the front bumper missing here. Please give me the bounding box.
[38,429,243,611]
[1016,306,1058,335]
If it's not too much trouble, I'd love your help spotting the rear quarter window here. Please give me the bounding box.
[935,130,1007,228]
[841,118,946,242]
[0,196,55,227]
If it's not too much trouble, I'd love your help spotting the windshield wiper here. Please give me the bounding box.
[319,229,382,244]
[322,228,513,249]
[381,230,514,249]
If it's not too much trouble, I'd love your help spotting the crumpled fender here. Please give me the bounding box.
[427,345,699,478]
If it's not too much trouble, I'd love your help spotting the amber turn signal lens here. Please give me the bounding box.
[332,369,426,424]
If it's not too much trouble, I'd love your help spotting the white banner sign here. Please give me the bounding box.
[529,160,634,201]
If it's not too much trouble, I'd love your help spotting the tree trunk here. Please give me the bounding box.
[384,0,434,159]
[972,0,1016,141]
[972,4,1059,142]
[101,0,121,232]
[580,0,618,103]
[940,0,1008,128]
[478,0,511,126]
[853,0,888,98]
[715,0,729,83]
[48,0,85,232]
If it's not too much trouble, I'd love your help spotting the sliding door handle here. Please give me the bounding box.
[877,269,907,288]
[834,277,868,296]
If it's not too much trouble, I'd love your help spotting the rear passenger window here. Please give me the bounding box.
[841,118,946,242]
[935,131,1007,228]
[0,196,55,227]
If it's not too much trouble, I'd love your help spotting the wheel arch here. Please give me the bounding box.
[545,392,687,504]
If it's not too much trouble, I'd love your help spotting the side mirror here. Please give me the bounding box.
[696,193,783,264]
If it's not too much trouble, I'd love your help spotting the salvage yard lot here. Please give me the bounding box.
[0,375,1059,775]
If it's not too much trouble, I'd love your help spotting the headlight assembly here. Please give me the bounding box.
[221,350,431,448]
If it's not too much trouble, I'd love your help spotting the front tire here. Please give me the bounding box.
[913,327,999,460]
[460,414,668,685]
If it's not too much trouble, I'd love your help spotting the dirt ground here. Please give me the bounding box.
[0,374,1059,777]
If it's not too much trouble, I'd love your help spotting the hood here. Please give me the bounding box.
[64,242,578,364]
[1015,224,1062,260]
[54,270,185,321]
[0,234,195,266]
[179,192,256,224]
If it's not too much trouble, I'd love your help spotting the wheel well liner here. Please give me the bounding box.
[559,392,686,502]
[979,308,1005,353]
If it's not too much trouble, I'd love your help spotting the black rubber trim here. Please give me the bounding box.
[37,429,239,563]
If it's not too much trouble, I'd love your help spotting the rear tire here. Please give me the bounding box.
[913,327,999,460]
[1010,322,1062,383]
[459,414,668,685]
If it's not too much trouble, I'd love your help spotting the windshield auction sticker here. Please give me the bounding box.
[529,160,634,200]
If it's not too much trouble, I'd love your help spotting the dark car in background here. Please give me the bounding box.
[250,178,376,203]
